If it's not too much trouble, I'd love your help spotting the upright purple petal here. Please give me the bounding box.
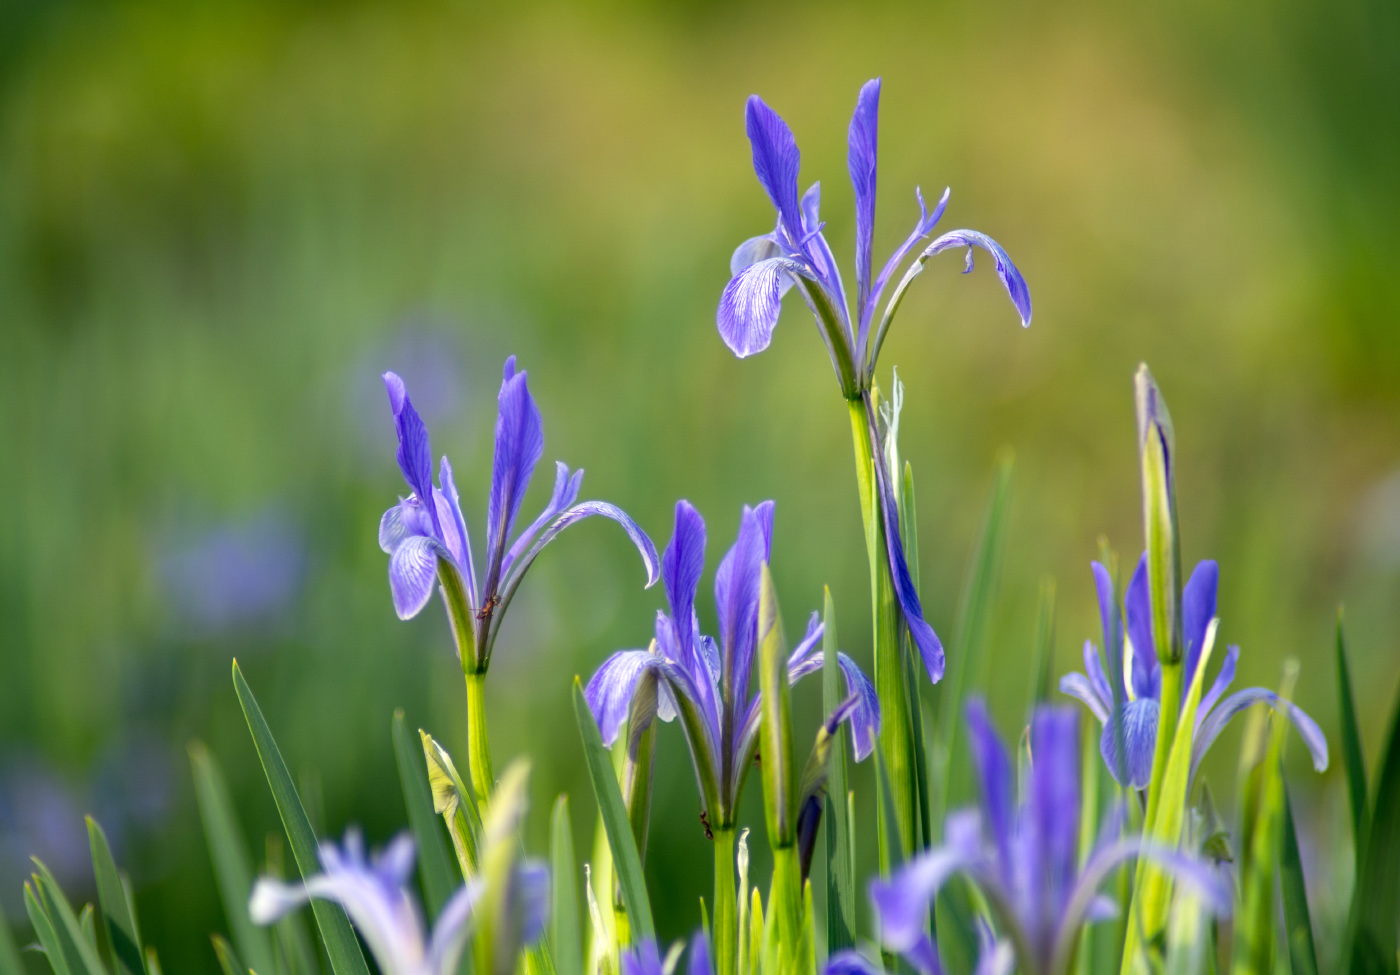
[1191,688,1329,780]
[517,859,550,944]
[745,96,804,242]
[965,699,1014,885]
[1090,562,1124,690]
[485,359,544,580]
[1028,707,1079,946]
[1123,555,1161,701]
[664,501,708,660]
[436,458,477,604]
[848,79,881,319]
[717,257,805,358]
[715,504,770,709]
[921,230,1032,327]
[1181,560,1219,687]
[1099,697,1159,789]
[383,372,442,539]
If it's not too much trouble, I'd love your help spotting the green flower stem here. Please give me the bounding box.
[1142,661,1182,834]
[712,826,738,975]
[768,845,802,968]
[464,670,494,804]
[847,397,916,867]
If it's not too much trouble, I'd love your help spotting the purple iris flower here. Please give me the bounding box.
[1059,556,1329,790]
[717,78,1031,396]
[621,933,712,975]
[859,701,1229,975]
[248,830,542,975]
[380,359,660,671]
[584,500,879,830]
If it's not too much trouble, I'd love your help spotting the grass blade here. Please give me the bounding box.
[1344,662,1400,975]
[392,709,459,916]
[934,451,1013,831]
[33,861,109,975]
[232,660,371,975]
[1281,782,1319,975]
[189,740,278,975]
[0,893,28,975]
[25,880,71,975]
[87,816,146,975]
[571,677,655,944]
[212,935,247,975]
[1336,612,1368,863]
[820,587,855,954]
[551,795,582,975]
[1028,576,1057,708]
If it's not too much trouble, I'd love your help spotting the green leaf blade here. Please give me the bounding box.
[86,816,146,975]
[1345,663,1400,975]
[1281,783,1319,975]
[1336,614,1369,860]
[232,660,371,975]
[392,709,459,917]
[551,795,582,975]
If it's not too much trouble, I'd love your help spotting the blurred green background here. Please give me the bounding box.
[1,0,1397,969]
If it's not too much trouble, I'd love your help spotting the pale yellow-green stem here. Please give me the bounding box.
[712,827,738,975]
[464,670,494,804]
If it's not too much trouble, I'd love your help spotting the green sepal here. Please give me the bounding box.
[421,729,483,879]
[392,710,460,916]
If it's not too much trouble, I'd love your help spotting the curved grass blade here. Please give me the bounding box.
[232,660,371,975]
[189,741,277,975]
[212,935,247,975]
[551,795,582,975]
[571,677,655,944]
[33,861,109,975]
[820,588,855,954]
[25,880,71,975]
[1281,782,1319,975]
[1336,613,1368,862]
[0,902,24,975]
[392,710,459,916]
[87,816,146,975]
[1344,665,1400,975]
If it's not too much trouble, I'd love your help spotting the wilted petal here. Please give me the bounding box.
[1181,560,1219,687]
[389,534,447,620]
[485,359,545,576]
[384,372,440,536]
[1060,672,1110,725]
[965,699,1014,880]
[745,95,804,241]
[1100,697,1159,789]
[921,230,1032,327]
[848,78,880,314]
[585,650,666,746]
[1191,688,1328,780]
[717,257,806,359]
[1123,555,1161,701]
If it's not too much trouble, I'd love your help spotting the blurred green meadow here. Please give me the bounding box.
[1,0,1397,968]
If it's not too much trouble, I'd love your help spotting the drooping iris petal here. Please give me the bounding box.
[1028,707,1079,943]
[836,653,881,761]
[871,809,981,956]
[1100,697,1160,789]
[866,187,948,335]
[1181,560,1219,686]
[1083,639,1115,713]
[848,78,880,316]
[882,481,945,682]
[664,501,708,663]
[384,373,441,539]
[785,612,824,669]
[717,257,806,358]
[585,650,666,747]
[1060,670,1111,724]
[920,230,1032,327]
[965,699,1014,884]
[486,359,545,574]
[1196,644,1239,729]
[498,501,661,607]
[1123,555,1161,700]
[503,461,583,576]
[1191,688,1329,780]
[389,535,447,620]
[745,95,804,242]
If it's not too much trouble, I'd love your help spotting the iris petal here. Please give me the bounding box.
[1100,697,1159,789]
[388,534,447,620]
[1181,560,1219,686]
[744,95,804,242]
[1060,671,1111,724]
[585,650,665,747]
[848,78,880,317]
[1191,688,1329,780]
[921,230,1032,327]
[486,359,545,576]
[717,257,805,358]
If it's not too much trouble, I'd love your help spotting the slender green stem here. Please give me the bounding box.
[712,827,738,975]
[847,398,916,867]
[464,671,494,803]
[1142,662,1182,833]
[768,845,802,968]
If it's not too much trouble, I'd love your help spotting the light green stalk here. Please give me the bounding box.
[713,827,738,975]
[465,670,495,804]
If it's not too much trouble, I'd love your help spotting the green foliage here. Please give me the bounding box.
[211,935,247,975]
[551,795,582,975]
[1280,783,1320,975]
[232,660,371,975]
[85,818,145,975]
[392,709,460,916]
[821,588,855,954]
[421,729,483,879]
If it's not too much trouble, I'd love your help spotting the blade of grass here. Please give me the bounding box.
[1028,576,1057,708]
[820,587,855,954]
[189,740,278,975]
[1344,661,1400,975]
[1280,782,1319,975]
[1335,612,1368,864]
[87,816,146,975]
[25,880,71,975]
[392,709,459,916]
[551,795,582,975]
[232,660,371,975]
[571,677,655,944]
[0,901,24,975]
[33,861,109,975]
[212,935,247,975]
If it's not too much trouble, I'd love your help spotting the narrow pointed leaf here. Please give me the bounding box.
[551,795,582,975]
[33,861,109,975]
[0,901,25,975]
[1336,614,1368,859]
[392,710,459,916]
[232,660,372,975]
[572,677,656,943]
[211,935,247,975]
[1344,665,1400,975]
[757,564,795,848]
[189,741,277,975]
[87,817,146,975]
[25,882,72,975]
[420,730,482,878]
[821,588,855,954]
[1281,783,1319,975]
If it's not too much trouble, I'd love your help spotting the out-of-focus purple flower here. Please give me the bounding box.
[621,932,712,975]
[157,509,305,634]
[0,758,90,912]
[250,831,489,975]
[826,917,1012,975]
[866,700,1230,975]
[1059,557,1328,789]
[380,359,660,672]
[584,501,879,830]
[718,79,1030,396]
